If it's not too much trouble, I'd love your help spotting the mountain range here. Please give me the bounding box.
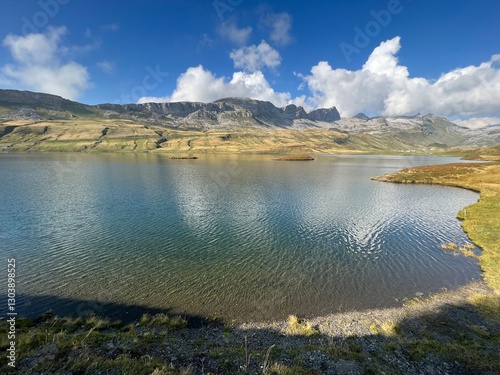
[0,89,499,154]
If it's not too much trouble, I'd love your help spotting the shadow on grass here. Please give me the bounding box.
[0,294,210,327]
[0,293,498,374]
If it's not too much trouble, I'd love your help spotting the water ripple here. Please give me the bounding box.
[0,154,481,322]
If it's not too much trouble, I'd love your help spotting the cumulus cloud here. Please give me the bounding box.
[300,36,500,118]
[453,117,500,129]
[261,11,293,46]
[230,41,281,72]
[218,19,252,45]
[138,36,499,128]
[138,65,290,106]
[1,26,90,100]
[3,27,62,65]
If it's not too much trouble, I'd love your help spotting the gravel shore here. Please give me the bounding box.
[5,280,499,374]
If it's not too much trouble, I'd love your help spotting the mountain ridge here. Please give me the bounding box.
[1,89,499,153]
[0,89,341,128]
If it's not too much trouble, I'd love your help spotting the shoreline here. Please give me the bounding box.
[2,280,498,374]
[371,161,500,293]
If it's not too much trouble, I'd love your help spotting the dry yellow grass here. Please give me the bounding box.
[285,315,319,336]
[0,120,314,152]
[0,119,390,154]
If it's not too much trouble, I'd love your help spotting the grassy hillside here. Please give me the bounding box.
[0,119,490,155]
[462,145,500,160]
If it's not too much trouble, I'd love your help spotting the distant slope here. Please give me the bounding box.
[462,145,500,160]
[334,115,500,148]
[0,89,341,129]
[0,89,100,119]
[0,89,499,153]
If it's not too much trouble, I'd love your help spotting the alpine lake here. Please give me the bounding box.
[0,153,481,323]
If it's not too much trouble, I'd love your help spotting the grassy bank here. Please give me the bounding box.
[1,282,498,374]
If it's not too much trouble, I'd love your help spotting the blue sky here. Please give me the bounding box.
[0,0,499,127]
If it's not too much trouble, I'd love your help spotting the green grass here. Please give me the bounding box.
[0,313,191,374]
[139,313,188,329]
[265,364,321,375]
[3,299,500,374]
[469,293,500,323]
[406,337,500,371]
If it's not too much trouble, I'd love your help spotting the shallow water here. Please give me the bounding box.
[0,153,481,322]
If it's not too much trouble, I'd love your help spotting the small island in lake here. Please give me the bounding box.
[273,154,315,161]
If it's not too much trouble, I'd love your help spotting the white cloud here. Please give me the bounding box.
[1,26,90,100]
[453,117,500,129]
[138,65,290,106]
[218,19,252,45]
[230,41,281,72]
[300,36,500,118]
[261,12,293,46]
[97,60,115,74]
[139,36,499,128]
[3,27,63,65]
[62,39,100,56]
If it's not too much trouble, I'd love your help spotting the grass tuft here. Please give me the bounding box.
[441,242,457,250]
[140,313,187,329]
[85,315,110,331]
[285,315,319,336]
[380,321,400,336]
[441,242,478,258]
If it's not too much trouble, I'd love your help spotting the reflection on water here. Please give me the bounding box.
[0,153,480,321]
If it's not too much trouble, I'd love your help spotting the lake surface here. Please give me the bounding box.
[0,153,481,322]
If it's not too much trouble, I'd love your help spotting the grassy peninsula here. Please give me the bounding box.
[373,160,500,293]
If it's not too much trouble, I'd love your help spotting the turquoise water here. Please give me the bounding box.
[0,153,481,322]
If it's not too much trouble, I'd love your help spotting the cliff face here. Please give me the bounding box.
[0,89,341,128]
[96,98,341,128]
